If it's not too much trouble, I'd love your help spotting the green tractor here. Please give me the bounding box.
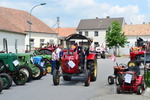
[0,53,27,86]
[17,53,43,82]
[0,39,27,88]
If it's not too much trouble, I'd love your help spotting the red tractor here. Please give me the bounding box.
[53,34,97,86]
[128,38,148,67]
[116,67,145,95]
[108,63,127,85]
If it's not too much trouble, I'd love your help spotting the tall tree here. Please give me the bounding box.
[106,20,128,56]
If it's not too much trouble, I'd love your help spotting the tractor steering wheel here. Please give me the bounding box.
[119,63,127,67]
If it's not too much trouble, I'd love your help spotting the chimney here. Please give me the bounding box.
[106,16,110,18]
[96,17,98,19]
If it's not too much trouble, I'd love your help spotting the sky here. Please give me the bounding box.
[1,0,150,28]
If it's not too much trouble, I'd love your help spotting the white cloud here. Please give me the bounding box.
[0,0,148,27]
[57,0,145,24]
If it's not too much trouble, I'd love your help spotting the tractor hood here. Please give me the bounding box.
[0,53,17,59]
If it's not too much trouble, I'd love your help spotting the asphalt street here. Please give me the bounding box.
[0,57,150,100]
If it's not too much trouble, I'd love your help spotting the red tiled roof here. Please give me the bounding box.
[0,6,55,34]
[123,24,150,36]
[53,28,77,37]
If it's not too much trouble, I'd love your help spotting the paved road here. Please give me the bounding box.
[0,57,150,100]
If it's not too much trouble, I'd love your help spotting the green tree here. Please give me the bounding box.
[106,20,128,56]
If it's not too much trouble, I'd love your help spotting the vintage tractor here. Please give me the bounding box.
[53,34,98,86]
[17,53,43,82]
[0,39,27,86]
[116,67,145,95]
[33,55,52,74]
[0,53,27,86]
[33,56,48,76]
[128,37,148,67]
[108,63,127,85]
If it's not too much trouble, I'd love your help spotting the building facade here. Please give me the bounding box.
[76,17,125,49]
[0,6,57,53]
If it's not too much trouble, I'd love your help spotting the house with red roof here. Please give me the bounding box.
[0,6,57,53]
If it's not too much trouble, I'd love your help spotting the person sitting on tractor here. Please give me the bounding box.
[74,43,85,67]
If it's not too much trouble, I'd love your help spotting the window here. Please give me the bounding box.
[94,31,98,36]
[40,39,45,46]
[94,42,99,48]
[49,39,54,44]
[85,31,88,36]
[30,38,34,50]
[40,39,44,43]
[79,31,82,35]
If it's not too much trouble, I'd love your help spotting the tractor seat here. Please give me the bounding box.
[128,66,140,75]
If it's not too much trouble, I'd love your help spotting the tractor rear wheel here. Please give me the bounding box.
[116,74,123,85]
[0,73,12,89]
[88,60,97,82]
[108,76,114,85]
[19,65,32,82]
[32,64,43,80]
[53,69,60,85]
[0,77,3,93]
[45,64,52,74]
[13,71,27,85]
[84,70,91,86]
[128,60,137,67]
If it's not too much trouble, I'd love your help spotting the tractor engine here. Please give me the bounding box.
[61,50,81,74]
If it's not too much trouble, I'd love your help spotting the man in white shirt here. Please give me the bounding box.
[56,44,62,70]
[51,49,57,74]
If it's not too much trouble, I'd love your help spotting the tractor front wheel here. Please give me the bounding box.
[0,73,12,89]
[84,70,91,86]
[53,69,60,85]
[19,65,32,82]
[13,71,27,85]
[32,64,43,80]
[108,76,114,85]
[117,85,122,94]
[137,86,143,95]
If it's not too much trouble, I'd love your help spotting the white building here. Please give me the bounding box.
[0,6,57,53]
[76,16,125,49]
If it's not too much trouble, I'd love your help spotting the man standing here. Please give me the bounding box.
[56,44,62,70]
